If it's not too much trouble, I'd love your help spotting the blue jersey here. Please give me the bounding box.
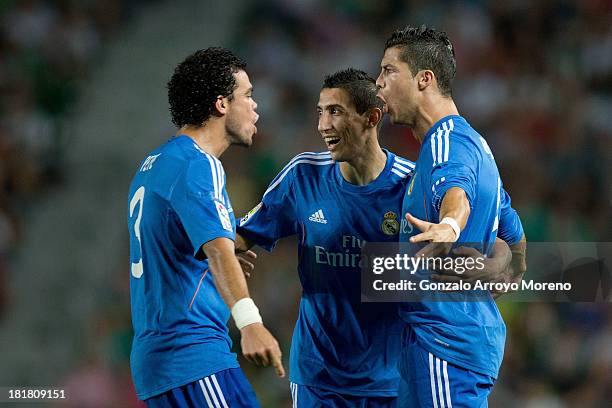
[399,115,524,378]
[127,135,239,400]
[238,150,413,396]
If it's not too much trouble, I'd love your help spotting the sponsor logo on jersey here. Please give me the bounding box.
[381,211,400,235]
[309,209,327,224]
[240,202,262,225]
[215,199,233,232]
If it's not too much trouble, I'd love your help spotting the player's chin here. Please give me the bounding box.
[234,133,253,147]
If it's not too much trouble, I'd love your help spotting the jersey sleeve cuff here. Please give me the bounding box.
[236,226,276,252]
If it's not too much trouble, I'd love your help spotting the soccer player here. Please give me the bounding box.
[127,47,284,408]
[236,69,522,407]
[376,26,527,407]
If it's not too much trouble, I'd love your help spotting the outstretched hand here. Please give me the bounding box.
[406,213,455,257]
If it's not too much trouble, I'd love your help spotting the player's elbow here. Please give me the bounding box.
[201,237,235,262]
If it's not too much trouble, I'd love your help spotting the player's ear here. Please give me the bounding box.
[214,95,228,116]
[417,70,434,91]
[366,107,382,128]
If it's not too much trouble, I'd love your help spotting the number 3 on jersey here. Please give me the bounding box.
[129,186,145,278]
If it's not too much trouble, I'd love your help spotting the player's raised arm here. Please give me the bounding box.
[407,186,470,244]
[202,237,285,378]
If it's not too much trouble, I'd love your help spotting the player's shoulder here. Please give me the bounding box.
[160,136,222,174]
[388,150,415,181]
[153,136,225,189]
[428,115,487,163]
[274,151,334,180]
[262,151,333,197]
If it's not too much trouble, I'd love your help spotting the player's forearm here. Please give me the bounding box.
[203,239,250,307]
[490,237,512,278]
[493,234,527,298]
[439,187,471,229]
[507,234,527,283]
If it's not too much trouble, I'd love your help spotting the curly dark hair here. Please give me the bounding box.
[384,25,456,97]
[322,68,384,114]
[167,47,246,128]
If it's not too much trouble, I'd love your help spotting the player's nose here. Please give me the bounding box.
[318,115,332,133]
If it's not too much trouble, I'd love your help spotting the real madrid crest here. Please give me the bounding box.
[381,211,400,235]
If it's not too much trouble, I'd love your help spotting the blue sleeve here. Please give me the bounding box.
[497,188,524,245]
[430,133,477,214]
[170,157,234,256]
[237,164,298,251]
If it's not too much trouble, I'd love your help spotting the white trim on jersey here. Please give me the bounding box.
[436,128,444,167]
[429,352,453,408]
[431,131,438,167]
[391,157,415,178]
[206,154,221,201]
[391,168,409,178]
[431,118,455,167]
[393,162,413,174]
[442,121,450,163]
[270,152,332,183]
[394,156,416,168]
[215,158,225,200]
[263,155,333,198]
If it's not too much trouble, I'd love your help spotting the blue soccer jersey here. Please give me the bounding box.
[238,150,414,396]
[399,115,524,379]
[127,135,240,400]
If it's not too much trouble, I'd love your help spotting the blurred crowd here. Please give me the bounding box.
[0,0,148,406]
[0,0,128,317]
[1,0,611,407]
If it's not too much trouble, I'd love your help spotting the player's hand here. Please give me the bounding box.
[240,323,286,378]
[237,250,257,278]
[406,213,454,257]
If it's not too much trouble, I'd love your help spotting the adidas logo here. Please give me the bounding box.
[308,209,328,224]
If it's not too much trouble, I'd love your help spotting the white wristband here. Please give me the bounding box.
[440,217,461,242]
[231,297,263,330]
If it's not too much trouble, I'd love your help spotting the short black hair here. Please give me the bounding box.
[384,25,456,97]
[167,47,246,128]
[322,68,384,114]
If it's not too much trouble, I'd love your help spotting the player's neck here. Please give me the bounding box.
[413,96,459,144]
[177,122,230,158]
[339,139,387,186]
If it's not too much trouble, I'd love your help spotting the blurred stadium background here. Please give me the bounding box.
[0,0,610,406]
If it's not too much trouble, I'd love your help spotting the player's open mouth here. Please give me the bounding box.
[377,95,388,113]
[324,136,341,150]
